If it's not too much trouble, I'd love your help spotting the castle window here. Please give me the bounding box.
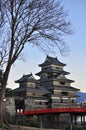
[48,74,52,78]
[61,97,69,103]
[41,102,45,105]
[56,67,60,69]
[60,82,65,85]
[62,91,68,96]
[32,93,35,96]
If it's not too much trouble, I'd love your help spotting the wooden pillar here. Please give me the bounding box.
[57,114,59,122]
[37,115,40,121]
[75,115,77,124]
[83,114,85,124]
[40,115,43,128]
[52,113,54,122]
[70,114,73,130]
[81,115,83,125]
[70,113,73,123]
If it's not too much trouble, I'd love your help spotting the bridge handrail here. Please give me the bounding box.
[19,107,86,115]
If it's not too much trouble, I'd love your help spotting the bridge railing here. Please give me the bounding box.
[18,107,86,115]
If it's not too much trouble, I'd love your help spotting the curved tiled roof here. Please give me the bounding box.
[13,86,50,94]
[36,68,69,76]
[39,55,66,67]
[15,73,37,83]
[53,85,80,91]
[57,77,74,83]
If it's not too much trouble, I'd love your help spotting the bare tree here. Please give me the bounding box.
[0,0,73,129]
[0,1,4,28]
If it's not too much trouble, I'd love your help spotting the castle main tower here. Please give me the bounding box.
[36,55,79,108]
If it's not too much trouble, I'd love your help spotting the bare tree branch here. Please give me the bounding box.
[0,0,73,70]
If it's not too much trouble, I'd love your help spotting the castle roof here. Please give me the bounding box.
[36,68,69,76]
[57,77,74,83]
[39,55,66,67]
[15,73,37,83]
[13,86,50,94]
[51,85,80,91]
[38,76,74,83]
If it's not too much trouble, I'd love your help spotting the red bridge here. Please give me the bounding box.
[19,107,86,127]
[20,107,86,115]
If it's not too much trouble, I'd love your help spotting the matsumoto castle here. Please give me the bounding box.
[13,55,80,111]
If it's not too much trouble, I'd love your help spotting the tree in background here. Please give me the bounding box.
[0,0,73,129]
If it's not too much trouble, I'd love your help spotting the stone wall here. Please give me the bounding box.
[5,97,16,115]
[11,125,65,130]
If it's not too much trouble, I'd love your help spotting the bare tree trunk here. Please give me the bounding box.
[0,81,6,127]
[0,94,4,127]
[0,65,12,129]
[0,85,11,129]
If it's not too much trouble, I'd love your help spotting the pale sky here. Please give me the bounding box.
[7,0,86,92]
